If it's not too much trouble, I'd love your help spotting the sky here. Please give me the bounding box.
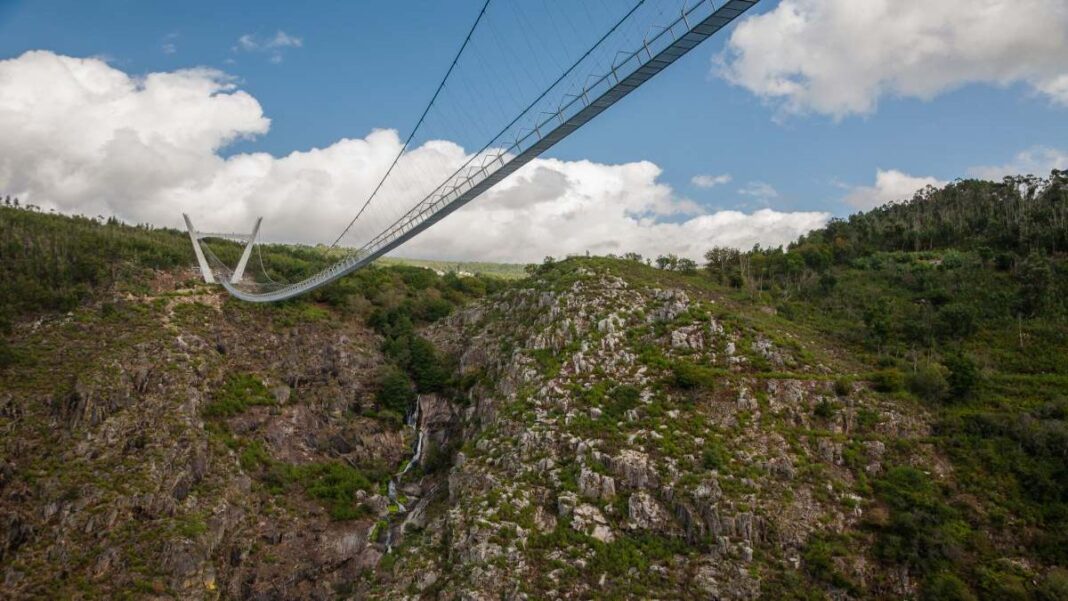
[0,0,1066,262]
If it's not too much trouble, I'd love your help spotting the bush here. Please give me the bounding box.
[908,365,949,402]
[671,361,717,390]
[202,373,274,417]
[0,339,24,368]
[936,304,978,341]
[274,462,373,521]
[813,399,837,419]
[873,467,966,574]
[871,369,905,393]
[1037,568,1068,601]
[701,438,729,470]
[922,572,977,601]
[603,385,640,420]
[409,336,448,393]
[944,352,979,400]
[834,377,852,397]
[376,368,415,415]
[802,535,857,593]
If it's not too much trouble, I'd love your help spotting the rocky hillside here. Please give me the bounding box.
[1,257,907,600]
[1,268,406,598]
[2,200,1067,600]
[369,260,941,599]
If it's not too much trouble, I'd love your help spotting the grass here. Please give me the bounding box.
[201,373,275,417]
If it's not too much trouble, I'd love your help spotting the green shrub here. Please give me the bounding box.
[935,304,978,341]
[409,336,448,393]
[802,535,858,593]
[202,373,274,417]
[1037,568,1068,601]
[268,461,373,521]
[239,440,272,471]
[531,349,561,378]
[0,339,25,368]
[944,352,979,400]
[873,466,967,574]
[671,360,717,390]
[376,368,415,415]
[701,438,729,470]
[922,572,977,601]
[908,365,949,402]
[976,564,1030,601]
[871,368,905,393]
[813,399,837,419]
[834,377,852,397]
[603,385,641,420]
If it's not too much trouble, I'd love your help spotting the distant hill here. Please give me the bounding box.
[378,256,528,279]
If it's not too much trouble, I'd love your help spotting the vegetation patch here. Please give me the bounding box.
[202,373,274,417]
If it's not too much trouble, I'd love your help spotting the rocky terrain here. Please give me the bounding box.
[371,261,940,599]
[1,269,408,598]
[4,185,1068,599]
[1,258,942,600]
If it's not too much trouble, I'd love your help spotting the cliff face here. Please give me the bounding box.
[372,261,937,599]
[1,270,409,598]
[0,259,1036,599]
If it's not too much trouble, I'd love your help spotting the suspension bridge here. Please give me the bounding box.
[188,0,760,302]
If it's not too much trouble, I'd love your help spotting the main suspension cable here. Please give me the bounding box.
[367,0,648,243]
[328,0,492,250]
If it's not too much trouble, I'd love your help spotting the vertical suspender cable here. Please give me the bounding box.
[329,0,492,249]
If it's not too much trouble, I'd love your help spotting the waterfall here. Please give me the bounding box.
[383,397,423,553]
[400,430,425,475]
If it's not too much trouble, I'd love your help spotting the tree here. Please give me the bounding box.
[655,254,680,271]
[376,368,415,415]
[863,300,893,352]
[935,303,978,341]
[409,336,447,393]
[818,272,837,294]
[944,351,978,401]
[676,257,697,274]
[704,246,739,283]
[908,364,948,402]
[922,572,977,601]
[1017,252,1052,316]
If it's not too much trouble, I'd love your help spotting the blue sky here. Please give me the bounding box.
[1,0,1066,260]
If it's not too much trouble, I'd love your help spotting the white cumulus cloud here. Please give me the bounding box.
[0,51,829,264]
[718,0,1068,118]
[968,147,1068,181]
[691,173,732,188]
[843,169,946,209]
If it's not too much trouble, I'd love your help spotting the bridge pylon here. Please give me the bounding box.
[183,213,262,285]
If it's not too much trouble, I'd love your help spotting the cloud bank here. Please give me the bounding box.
[718,0,1068,118]
[0,51,829,263]
[843,169,947,209]
[968,147,1068,181]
